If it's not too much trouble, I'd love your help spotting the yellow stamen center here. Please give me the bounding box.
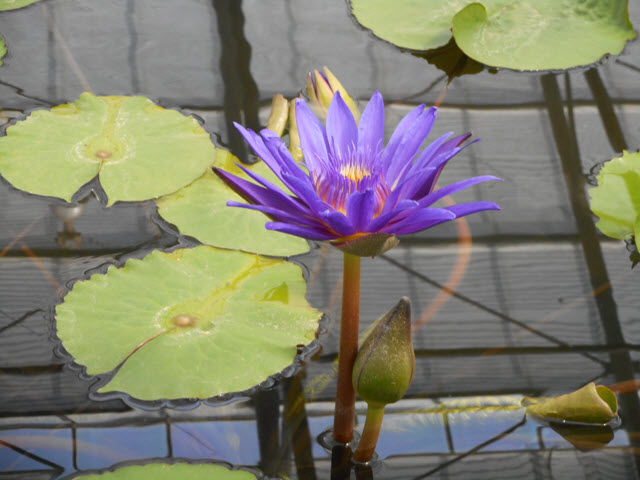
[340,165,370,184]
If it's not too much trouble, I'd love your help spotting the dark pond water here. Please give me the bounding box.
[1,0,640,479]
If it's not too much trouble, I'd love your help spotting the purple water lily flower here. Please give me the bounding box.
[214,91,501,256]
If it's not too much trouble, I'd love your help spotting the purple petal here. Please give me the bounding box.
[320,209,356,237]
[213,168,307,215]
[234,123,284,177]
[326,92,358,163]
[381,104,429,173]
[417,176,503,207]
[445,201,502,218]
[266,222,335,241]
[296,98,330,173]
[280,171,330,215]
[260,131,312,184]
[404,132,454,180]
[386,107,437,184]
[368,199,418,232]
[357,91,385,159]
[346,190,375,232]
[227,201,324,228]
[382,208,456,235]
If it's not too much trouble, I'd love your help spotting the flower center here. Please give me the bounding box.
[340,164,371,185]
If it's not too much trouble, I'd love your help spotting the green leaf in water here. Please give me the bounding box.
[0,34,6,66]
[590,151,640,242]
[350,0,636,71]
[0,93,215,205]
[524,382,618,425]
[0,0,41,10]
[155,149,310,257]
[71,462,257,480]
[452,1,637,70]
[55,246,321,401]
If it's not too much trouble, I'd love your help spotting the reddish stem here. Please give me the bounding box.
[333,252,361,443]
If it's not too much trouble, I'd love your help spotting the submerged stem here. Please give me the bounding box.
[333,252,361,443]
[353,404,385,462]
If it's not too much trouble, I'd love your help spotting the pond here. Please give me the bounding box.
[1,0,640,479]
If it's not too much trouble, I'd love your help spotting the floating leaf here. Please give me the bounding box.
[590,151,640,241]
[0,93,215,205]
[350,0,481,51]
[55,246,321,401]
[155,150,310,257]
[0,34,6,66]
[0,0,41,10]
[524,382,618,425]
[350,0,637,71]
[71,462,257,479]
[452,1,637,70]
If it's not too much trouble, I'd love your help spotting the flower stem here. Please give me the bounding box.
[333,252,361,443]
[353,404,385,462]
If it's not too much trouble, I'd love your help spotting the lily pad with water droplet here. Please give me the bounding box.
[0,0,41,10]
[70,462,258,480]
[55,246,321,401]
[590,151,640,242]
[0,93,215,205]
[155,149,310,257]
[452,1,637,70]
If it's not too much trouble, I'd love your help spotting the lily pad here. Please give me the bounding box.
[55,246,321,401]
[590,151,640,241]
[70,462,257,480]
[350,0,637,71]
[452,1,637,70]
[155,150,310,257]
[0,34,6,66]
[0,0,41,10]
[524,382,618,425]
[0,93,215,205]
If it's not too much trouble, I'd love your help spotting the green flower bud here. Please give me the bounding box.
[353,297,415,407]
[525,382,618,425]
[307,67,360,123]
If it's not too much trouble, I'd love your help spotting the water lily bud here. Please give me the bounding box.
[525,382,618,425]
[288,98,304,163]
[353,297,415,407]
[308,67,360,123]
[266,94,289,137]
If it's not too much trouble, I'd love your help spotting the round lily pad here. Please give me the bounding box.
[452,1,637,71]
[70,462,257,480]
[590,151,640,242]
[155,150,310,257]
[55,246,321,401]
[0,0,41,10]
[350,0,637,71]
[0,93,215,205]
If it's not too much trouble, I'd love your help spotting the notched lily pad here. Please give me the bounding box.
[0,93,215,205]
[55,246,321,402]
[155,150,310,257]
[0,0,41,10]
[68,462,258,480]
[524,382,618,425]
[351,0,637,71]
[452,1,637,70]
[590,151,640,242]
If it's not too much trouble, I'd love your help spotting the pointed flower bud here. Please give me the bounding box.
[266,94,289,137]
[307,67,360,123]
[525,382,618,425]
[353,297,415,407]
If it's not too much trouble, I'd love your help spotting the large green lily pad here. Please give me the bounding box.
[55,246,321,401]
[155,150,310,257]
[0,93,215,205]
[350,0,636,70]
[0,0,41,10]
[71,463,257,480]
[452,1,637,70]
[590,151,640,242]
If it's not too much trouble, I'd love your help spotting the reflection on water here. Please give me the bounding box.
[1,0,640,479]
